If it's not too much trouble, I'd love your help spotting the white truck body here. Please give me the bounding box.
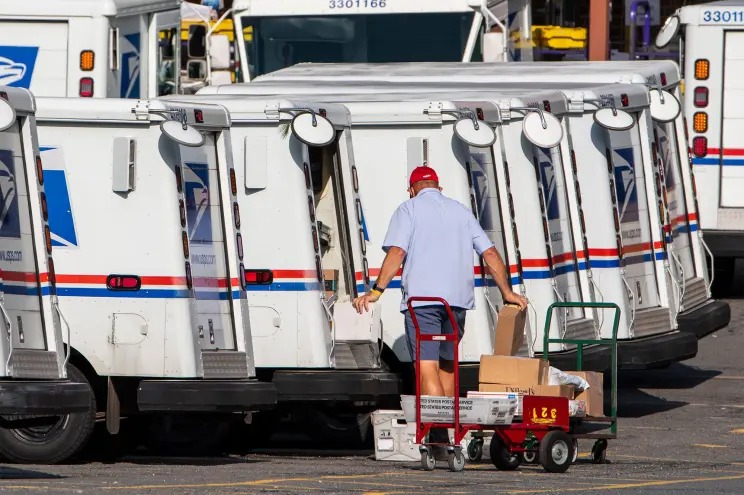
[0,0,182,98]
[158,95,401,402]
[36,96,276,417]
[228,0,533,82]
[656,2,744,265]
[187,88,611,374]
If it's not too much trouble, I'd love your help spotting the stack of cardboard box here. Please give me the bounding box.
[477,305,605,417]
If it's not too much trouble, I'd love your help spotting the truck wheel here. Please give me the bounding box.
[0,363,96,463]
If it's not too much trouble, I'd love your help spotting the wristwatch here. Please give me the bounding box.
[372,283,386,294]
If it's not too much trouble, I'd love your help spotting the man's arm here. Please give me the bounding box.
[482,246,528,310]
[352,246,406,314]
[376,246,406,290]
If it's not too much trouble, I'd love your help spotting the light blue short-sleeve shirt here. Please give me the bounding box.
[382,188,494,311]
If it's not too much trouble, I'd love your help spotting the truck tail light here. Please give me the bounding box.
[179,200,186,227]
[79,50,95,71]
[695,59,710,80]
[40,192,48,220]
[476,107,485,120]
[79,78,94,97]
[193,109,203,123]
[44,226,52,254]
[185,262,193,289]
[244,269,273,286]
[543,100,551,112]
[692,136,708,157]
[660,72,667,86]
[36,156,44,185]
[233,202,240,228]
[694,87,709,107]
[229,169,237,195]
[182,232,189,258]
[693,112,708,133]
[620,94,629,107]
[236,233,243,260]
[47,258,56,286]
[106,275,141,290]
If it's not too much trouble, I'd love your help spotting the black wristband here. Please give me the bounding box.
[372,283,386,293]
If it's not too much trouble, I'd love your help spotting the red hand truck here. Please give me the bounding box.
[407,296,467,472]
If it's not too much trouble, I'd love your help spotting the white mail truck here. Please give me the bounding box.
[655,1,744,290]
[0,0,183,98]
[34,97,276,458]
[0,86,91,464]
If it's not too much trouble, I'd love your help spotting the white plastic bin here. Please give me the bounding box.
[371,410,420,462]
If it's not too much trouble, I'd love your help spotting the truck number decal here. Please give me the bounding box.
[702,10,744,23]
[0,250,22,262]
[329,0,387,9]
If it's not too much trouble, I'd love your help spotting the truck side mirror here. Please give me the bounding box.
[209,34,231,70]
[188,25,208,59]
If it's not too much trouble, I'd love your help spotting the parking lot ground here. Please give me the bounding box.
[1,287,743,494]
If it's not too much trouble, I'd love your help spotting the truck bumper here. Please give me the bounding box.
[137,379,277,412]
[271,370,401,402]
[0,379,91,415]
[677,299,731,339]
[617,330,698,370]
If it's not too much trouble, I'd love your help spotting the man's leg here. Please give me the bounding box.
[437,307,467,398]
[404,307,446,396]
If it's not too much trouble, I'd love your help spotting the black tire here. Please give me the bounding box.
[521,450,538,464]
[539,430,574,473]
[0,363,96,464]
[467,439,483,461]
[591,439,608,464]
[489,434,520,471]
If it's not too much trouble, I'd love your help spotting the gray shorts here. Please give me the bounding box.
[404,305,466,362]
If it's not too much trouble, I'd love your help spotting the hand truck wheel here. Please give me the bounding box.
[521,450,538,464]
[447,449,466,472]
[420,447,436,471]
[591,439,608,464]
[467,438,483,462]
[538,430,574,473]
[489,434,521,471]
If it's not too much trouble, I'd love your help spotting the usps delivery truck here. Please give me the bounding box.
[158,95,401,442]
[252,61,730,344]
[0,87,91,463]
[200,80,698,369]
[0,0,183,98]
[190,87,613,376]
[185,0,533,87]
[655,1,744,290]
[32,97,275,458]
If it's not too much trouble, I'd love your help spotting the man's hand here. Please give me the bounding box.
[502,290,528,311]
[353,291,381,314]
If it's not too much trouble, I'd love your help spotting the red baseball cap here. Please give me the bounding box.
[409,166,439,186]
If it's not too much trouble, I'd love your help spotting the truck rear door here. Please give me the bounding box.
[179,134,238,352]
[719,31,744,208]
[0,105,60,378]
[0,22,69,96]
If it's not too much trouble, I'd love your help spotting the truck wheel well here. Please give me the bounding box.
[65,346,106,412]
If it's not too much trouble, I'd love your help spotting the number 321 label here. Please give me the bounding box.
[329,0,388,8]
[701,10,744,24]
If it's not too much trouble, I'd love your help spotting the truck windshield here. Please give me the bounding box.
[240,12,478,79]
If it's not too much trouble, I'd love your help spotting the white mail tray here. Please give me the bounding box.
[401,395,517,425]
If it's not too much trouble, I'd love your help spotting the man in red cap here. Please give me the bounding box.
[353,166,527,440]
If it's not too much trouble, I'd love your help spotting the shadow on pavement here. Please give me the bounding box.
[617,363,722,390]
[615,388,687,418]
[0,465,64,480]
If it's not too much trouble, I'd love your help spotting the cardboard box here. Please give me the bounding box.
[478,383,575,400]
[479,355,549,386]
[493,304,526,355]
[567,371,604,417]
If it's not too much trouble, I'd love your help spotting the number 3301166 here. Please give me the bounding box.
[329,0,387,8]
[703,10,744,23]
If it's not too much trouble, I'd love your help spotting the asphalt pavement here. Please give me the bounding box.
[1,275,743,494]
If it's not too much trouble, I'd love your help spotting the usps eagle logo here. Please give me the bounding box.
[0,56,26,86]
[0,47,39,88]
[183,162,212,244]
